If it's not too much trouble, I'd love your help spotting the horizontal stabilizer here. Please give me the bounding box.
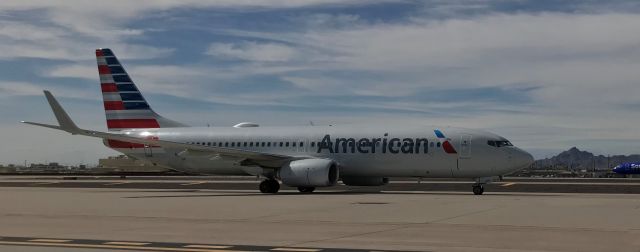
[20,121,62,131]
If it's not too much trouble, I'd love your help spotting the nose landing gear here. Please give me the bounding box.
[472,177,494,195]
[472,184,484,195]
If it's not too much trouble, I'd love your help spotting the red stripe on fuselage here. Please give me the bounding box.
[104,101,125,110]
[101,83,118,92]
[107,139,145,148]
[107,119,160,129]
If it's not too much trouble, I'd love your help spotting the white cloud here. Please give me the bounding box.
[0,81,96,100]
[0,1,384,39]
[45,65,96,80]
[206,42,300,62]
[0,81,44,96]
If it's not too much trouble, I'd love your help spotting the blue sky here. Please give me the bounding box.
[1,0,640,165]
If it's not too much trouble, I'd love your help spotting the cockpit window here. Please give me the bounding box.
[488,140,512,147]
[495,140,512,147]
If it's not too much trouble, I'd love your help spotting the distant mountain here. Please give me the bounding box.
[533,147,640,171]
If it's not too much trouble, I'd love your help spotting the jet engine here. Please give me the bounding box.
[341,176,389,186]
[279,159,338,187]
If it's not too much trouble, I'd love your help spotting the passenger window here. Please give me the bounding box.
[430,142,435,148]
[267,142,271,147]
[300,142,304,147]
[311,142,315,147]
[261,142,265,147]
[437,142,441,148]
[225,142,228,147]
[280,142,283,147]
[231,142,235,147]
[286,142,290,147]
[293,142,296,147]
[249,142,253,147]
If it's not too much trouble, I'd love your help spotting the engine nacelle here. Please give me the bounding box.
[341,176,389,186]
[279,159,338,187]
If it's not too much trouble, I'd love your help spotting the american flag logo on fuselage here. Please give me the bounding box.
[434,129,458,154]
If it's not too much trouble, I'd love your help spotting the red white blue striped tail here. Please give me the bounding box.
[96,48,185,131]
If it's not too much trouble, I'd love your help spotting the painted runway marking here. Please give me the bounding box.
[271,248,322,252]
[501,182,516,187]
[104,181,130,185]
[28,239,71,243]
[104,241,150,246]
[0,241,239,251]
[181,181,207,186]
[0,236,394,252]
[184,244,232,249]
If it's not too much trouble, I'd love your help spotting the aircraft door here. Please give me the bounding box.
[460,134,471,158]
[452,134,473,177]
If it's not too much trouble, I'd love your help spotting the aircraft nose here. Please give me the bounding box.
[612,166,621,173]
[512,148,534,171]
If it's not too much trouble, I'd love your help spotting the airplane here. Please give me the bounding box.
[613,162,640,174]
[23,48,534,195]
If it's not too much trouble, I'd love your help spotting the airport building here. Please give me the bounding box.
[20,162,69,173]
[0,164,16,173]
[96,155,168,173]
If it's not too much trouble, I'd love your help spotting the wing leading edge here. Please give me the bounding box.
[22,91,294,168]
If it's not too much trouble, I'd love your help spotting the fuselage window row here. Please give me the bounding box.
[185,139,442,151]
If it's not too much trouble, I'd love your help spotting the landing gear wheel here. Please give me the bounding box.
[472,184,484,195]
[259,179,280,193]
[297,187,315,193]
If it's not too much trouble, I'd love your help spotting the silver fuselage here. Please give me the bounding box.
[107,124,533,179]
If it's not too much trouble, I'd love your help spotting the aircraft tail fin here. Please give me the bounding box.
[95,48,186,131]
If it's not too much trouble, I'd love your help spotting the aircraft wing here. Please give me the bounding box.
[22,91,295,168]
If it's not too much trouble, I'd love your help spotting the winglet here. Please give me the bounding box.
[41,90,81,134]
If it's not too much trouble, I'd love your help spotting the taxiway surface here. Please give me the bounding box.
[0,185,639,251]
[2,176,640,194]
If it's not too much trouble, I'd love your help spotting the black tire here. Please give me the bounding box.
[472,185,484,195]
[297,187,315,193]
[269,180,280,193]
[259,180,271,193]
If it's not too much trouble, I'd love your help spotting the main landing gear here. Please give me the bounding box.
[472,184,485,195]
[297,187,316,193]
[259,179,280,193]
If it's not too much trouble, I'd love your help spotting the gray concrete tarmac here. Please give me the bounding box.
[0,186,639,251]
[2,176,640,194]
